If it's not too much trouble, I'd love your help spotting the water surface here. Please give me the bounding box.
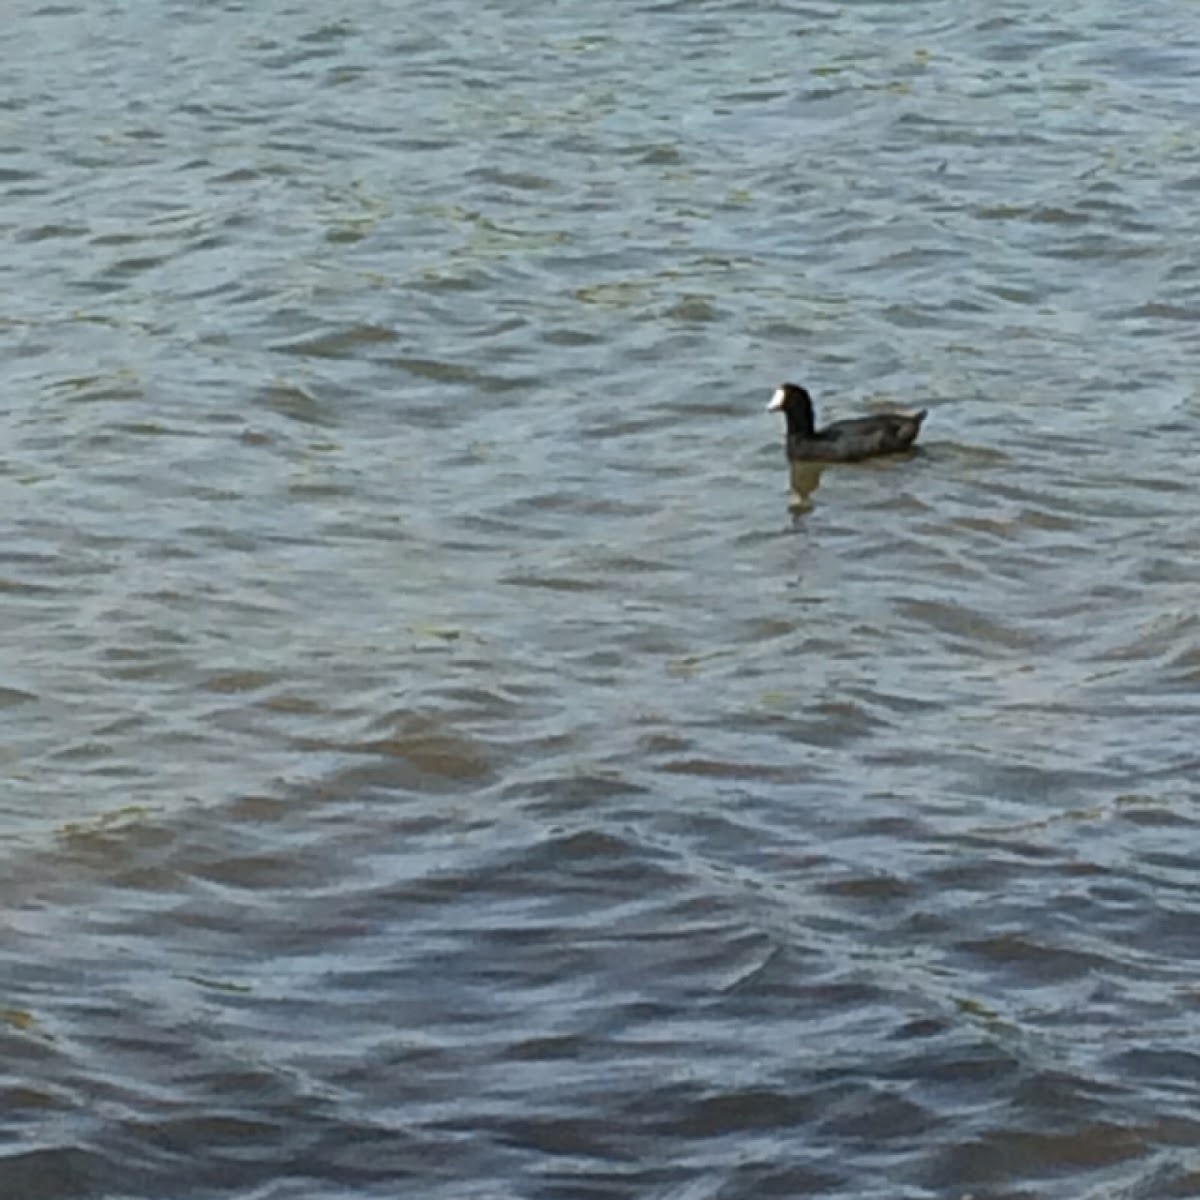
[4,1,1200,1196]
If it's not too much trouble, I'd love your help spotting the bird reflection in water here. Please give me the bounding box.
[788,461,825,514]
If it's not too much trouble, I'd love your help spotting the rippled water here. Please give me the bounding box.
[5,1,1200,1196]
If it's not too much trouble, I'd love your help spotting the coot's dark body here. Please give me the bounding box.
[768,382,926,463]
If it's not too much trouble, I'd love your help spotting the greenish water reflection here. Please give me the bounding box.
[788,461,826,513]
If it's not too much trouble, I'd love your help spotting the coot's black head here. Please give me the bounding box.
[767,382,812,414]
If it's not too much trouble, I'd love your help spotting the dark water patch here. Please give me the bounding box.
[928,1123,1147,1190]
[272,325,399,359]
[255,381,334,425]
[315,732,497,785]
[955,933,1117,986]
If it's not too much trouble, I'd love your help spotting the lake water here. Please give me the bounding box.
[4,1,1200,1197]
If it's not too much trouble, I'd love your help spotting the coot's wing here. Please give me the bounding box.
[819,415,891,439]
[820,413,924,460]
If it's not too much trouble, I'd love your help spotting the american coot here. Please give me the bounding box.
[768,382,927,463]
